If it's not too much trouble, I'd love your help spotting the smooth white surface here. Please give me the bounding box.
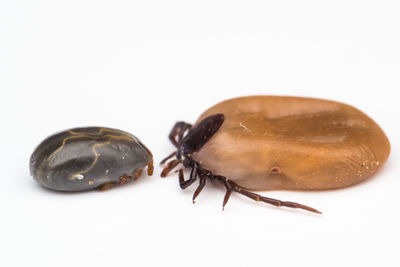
[1,1,399,266]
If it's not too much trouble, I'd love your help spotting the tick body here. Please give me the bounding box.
[30,127,153,191]
[161,96,390,213]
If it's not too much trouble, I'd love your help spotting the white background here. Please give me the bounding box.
[1,1,399,266]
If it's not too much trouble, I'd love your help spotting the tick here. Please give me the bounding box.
[30,127,153,191]
[161,96,390,213]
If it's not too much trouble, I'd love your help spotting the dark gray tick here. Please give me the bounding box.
[30,127,153,191]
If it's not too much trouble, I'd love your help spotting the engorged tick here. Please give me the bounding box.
[161,96,390,213]
[30,127,153,191]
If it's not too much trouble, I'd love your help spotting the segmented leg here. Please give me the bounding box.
[225,180,321,214]
[99,182,115,191]
[99,174,133,190]
[192,175,206,203]
[134,169,143,180]
[119,175,132,184]
[147,160,154,175]
[168,121,192,147]
[179,162,198,189]
[161,159,180,177]
[222,180,233,210]
[160,151,176,165]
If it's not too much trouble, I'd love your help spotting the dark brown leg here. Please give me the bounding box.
[168,121,192,147]
[222,180,233,210]
[160,151,176,165]
[192,175,206,203]
[225,180,321,214]
[178,163,198,189]
[161,159,180,177]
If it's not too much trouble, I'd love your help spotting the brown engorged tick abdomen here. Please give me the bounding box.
[191,96,390,191]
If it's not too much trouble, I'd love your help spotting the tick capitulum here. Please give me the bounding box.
[161,113,321,214]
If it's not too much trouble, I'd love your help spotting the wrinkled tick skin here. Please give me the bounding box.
[161,96,390,213]
[30,127,153,191]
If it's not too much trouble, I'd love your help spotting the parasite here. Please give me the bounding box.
[161,96,390,213]
[30,127,153,191]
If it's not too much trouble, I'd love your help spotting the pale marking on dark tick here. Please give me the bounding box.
[47,130,135,161]
[70,140,111,180]
[68,127,132,136]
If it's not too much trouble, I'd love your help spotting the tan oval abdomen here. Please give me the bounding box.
[192,96,390,191]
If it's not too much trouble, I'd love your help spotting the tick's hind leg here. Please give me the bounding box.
[192,175,206,203]
[223,179,321,214]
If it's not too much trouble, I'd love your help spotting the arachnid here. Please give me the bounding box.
[161,96,390,213]
[30,127,153,191]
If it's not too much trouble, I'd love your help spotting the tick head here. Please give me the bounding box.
[177,113,225,162]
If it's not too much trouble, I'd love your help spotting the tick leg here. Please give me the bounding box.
[160,151,176,165]
[119,175,132,184]
[227,180,321,214]
[168,121,192,147]
[178,169,196,189]
[179,162,198,189]
[192,175,206,203]
[99,182,116,191]
[147,160,154,175]
[178,170,196,189]
[161,159,180,177]
[133,169,143,180]
[177,123,192,142]
[222,180,233,210]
